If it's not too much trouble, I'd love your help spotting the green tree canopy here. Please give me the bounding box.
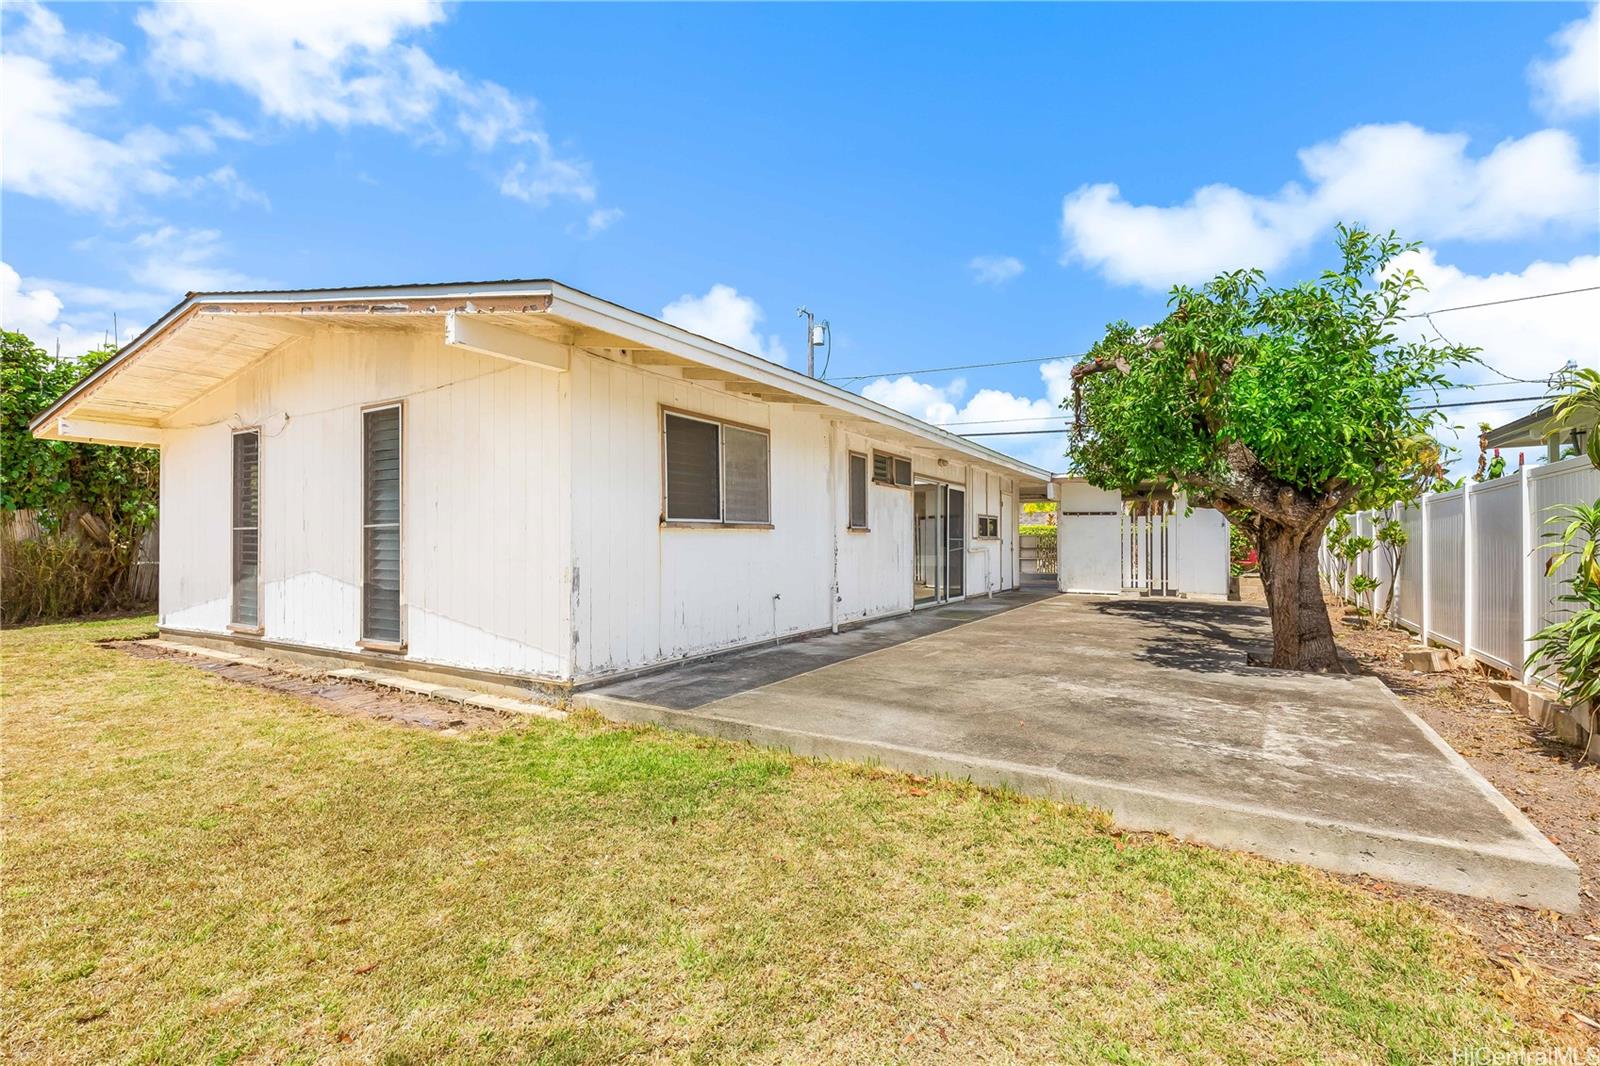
[1,330,159,543]
[1068,226,1470,669]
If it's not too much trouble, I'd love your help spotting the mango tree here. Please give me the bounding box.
[1067,227,1467,670]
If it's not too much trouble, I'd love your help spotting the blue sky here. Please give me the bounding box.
[3,1,1597,473]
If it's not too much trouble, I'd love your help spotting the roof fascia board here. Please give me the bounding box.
[545,285,1052,482]
[50,417,163,447]
[31,279,1054,482]
[27,286,560,433]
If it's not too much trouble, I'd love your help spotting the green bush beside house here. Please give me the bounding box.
[0,330,160,623]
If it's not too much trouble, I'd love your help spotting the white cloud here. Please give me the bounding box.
[138,2,449,130]
[860,247,1600,475]
[1,262,65,339]
[2,223,268,359]
[862,363,1076,472]
[661,285,790,365]
[0,51,182,214]
[0,4,264,215]
[1391,248,1600,385]
[572,207,624,238]
[138,1,597,209]
[1061,123,1598,289]
[0,262,129,358]
[1530,4,1599,120]
[125,226,259,294]
[4,1,122,64]
[862,375,968,425]
[1393,250,1600,476]
[189,166,271,209]
[968,255,1024,286]
[499,157,594,208]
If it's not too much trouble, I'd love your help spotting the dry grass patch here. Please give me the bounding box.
[0,616,1574,1062]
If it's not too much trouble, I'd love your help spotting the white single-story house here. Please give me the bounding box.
[31,280,1057,692]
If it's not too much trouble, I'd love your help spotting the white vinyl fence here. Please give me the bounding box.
[1325,454,1600,685]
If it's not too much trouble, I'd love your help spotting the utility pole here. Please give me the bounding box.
[796,306,829,378]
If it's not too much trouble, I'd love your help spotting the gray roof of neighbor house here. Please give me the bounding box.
[1482,402,1588,450]
[1482,405,1556,448]
[28,279,1054,487]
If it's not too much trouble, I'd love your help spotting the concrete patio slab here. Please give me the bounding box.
[579,593,1579,912]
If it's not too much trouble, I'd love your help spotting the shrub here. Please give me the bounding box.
[1528,500,1600,711]
[1,331,159,622]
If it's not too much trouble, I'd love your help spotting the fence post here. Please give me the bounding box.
[1462,479,1475,661]
[1420,493,1432,647]
[1520,463,1537,686]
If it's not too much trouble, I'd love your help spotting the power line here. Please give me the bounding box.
[824,284,1599,385]
[959,428,1075,437]
[1424,394,1547,411]
[934,413,1071,428]
[954,393,1551,438]
[932,378,1550,430]
[827,353,1079,384]
[1399,285,1600,318]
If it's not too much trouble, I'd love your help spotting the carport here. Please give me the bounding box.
[579,592,1577,911]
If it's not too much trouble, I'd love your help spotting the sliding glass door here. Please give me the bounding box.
[913,481,966,607]
[914,482,943,606]
[947,486,964,599]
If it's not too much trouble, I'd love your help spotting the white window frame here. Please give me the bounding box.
[976,514,1000,539]
[661,407,771,528]
[360,400,406,651]
[229,427,262,633]
[872,450,913,488]
[847,451,870,531]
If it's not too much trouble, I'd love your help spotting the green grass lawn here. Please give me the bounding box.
[0,617,1569,1062]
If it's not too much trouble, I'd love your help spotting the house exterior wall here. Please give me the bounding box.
[566,350,1022,681]
[158,328,573,680]
[566,352,834,677]
[157,336,1028,685]
[834,428,916,626]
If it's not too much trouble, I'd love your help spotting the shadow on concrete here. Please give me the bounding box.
[1091,598,1270,676]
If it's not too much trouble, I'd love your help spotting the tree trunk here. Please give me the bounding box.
[1257,522,1341,671]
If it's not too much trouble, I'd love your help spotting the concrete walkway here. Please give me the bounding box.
[580,593,1579,911]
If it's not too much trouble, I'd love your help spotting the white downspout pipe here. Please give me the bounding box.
[828,419,841,633]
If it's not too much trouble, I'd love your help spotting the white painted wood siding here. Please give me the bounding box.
[566,352,1028,680]
[568,353,834,677]
[157,328,572,679]
[836,430,915,624]
[158,338,1033,684]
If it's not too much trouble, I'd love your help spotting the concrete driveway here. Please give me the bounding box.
[579,593,1577,911]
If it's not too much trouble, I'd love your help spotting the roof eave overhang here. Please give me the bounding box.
[1483,405,1557,450]
[542,285,1053,484]
[30,281,1053,485]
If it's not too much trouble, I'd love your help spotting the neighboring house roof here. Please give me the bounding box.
[29,279,1053,487]
[1483,404,1559,449]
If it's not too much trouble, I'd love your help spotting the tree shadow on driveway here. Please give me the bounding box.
[1088,598,1278,677]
